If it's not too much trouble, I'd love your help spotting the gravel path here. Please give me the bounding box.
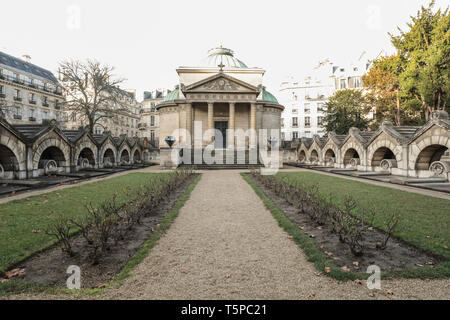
[4,171,449,300]
[99,171,448,300]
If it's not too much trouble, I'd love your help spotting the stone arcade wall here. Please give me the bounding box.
[284,111,450,181]
[0,118,154,180]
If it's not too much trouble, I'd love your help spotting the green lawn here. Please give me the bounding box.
[277,172,450,260]
[0,173,171,274]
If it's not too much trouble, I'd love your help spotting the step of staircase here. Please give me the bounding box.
[180,163,263,170]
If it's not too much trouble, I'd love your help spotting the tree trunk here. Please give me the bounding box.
[437,91,441,110]
[422,96,430,121]
[88,116,94,134]
[395,89,401,126]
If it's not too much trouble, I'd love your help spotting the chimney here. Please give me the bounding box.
[22,54,31,62]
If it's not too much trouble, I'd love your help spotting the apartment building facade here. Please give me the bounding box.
[64,88,142,137]
[0,51,63,125]
[279,57,370,141]
[139,88,170,144]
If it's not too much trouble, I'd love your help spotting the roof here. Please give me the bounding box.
[107,86,133,99]
[162,88,180,102]
[261,88,279,104]
[334,134,347,143]
[0,51,59,83]
[391,126,421,140]
[61,130,84,142]
[92,134,109,144]
[12,125,46,139]
[144,90,167,100]
[201,46,248,68]
[359,132,376,141]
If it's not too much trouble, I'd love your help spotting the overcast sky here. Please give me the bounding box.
[1,0,448,100]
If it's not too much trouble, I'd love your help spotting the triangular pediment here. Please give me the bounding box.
[184,73,259,93]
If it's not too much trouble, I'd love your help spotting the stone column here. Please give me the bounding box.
[186,103,192,146]
[208,102,214,144]
[208,102,214,130]
[228,102,235,149]
[250,103,257,148]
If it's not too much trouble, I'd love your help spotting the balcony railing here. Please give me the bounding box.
[29,100,36,105]
[14,97,22,102]
[0,93,5,98]
[0,74,63,96]
[42,103,49,107]
[13,114,22,120]
[29,117,36,122]
[55,104,61,110]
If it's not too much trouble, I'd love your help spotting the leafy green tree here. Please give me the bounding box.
[363,55,404,126]
[390,1,450,120]
[363,55,423,126]
[323,89,371,134]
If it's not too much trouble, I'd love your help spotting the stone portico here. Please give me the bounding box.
[157,47,284,168]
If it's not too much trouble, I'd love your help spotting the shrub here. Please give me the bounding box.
[43,168,196,264]
[45,217,75,257]
[249,171,400,257]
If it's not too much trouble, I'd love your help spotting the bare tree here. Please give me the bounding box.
[59,59,129,134]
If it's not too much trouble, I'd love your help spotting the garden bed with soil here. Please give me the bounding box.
[5,174,199,289]
[249,175,445,273]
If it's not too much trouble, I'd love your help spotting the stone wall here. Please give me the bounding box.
[0,119,152,180]
[287,111,450,181]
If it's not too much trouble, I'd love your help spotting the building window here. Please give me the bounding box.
[14,89,21,100]
[292,109,298,114]
[150,130,155,141]
[292,117,298,127]
[340,79,347,89]
[318,103,326,112]
[305,117,311,127]
[0,85,4,94]
[14,107,21,116]
[43,111,48,120]
[30,109,35,118]
[318,116,324,126]
[304,104,310,113]
[293,131,299,139]
[281,119,284,128]
[305,131,312,138]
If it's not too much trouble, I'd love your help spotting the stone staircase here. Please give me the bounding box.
[179,149,264,170]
